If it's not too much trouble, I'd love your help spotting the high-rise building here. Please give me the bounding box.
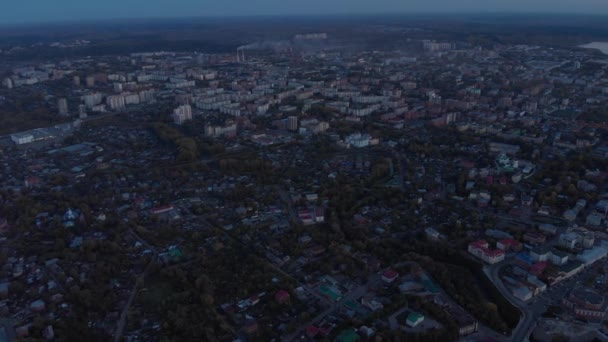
[73,76,81,87]
[172,105,193,125]
[288,116,298,131]
[58,98,69,116]
[86,76,95,87]
[82,93,103,108]
[3,77,13,89]
[423,40,454,52]
[78,105,87,118]
[106,95,126,111]
[124,93,140,105]
[138,90,156,103]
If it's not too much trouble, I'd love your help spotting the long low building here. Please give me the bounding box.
[563,288,608,320]
[10,132,34,144]
[10,121,81,145]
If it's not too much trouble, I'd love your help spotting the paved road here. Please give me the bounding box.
[113,284,138,342]
[485,262,548,342]
[113,229,160,342]
[486,260,601,342]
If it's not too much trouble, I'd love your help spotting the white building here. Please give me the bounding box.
[345,133,375,148]
[172,105,192,125]
[288,116,298,131]
[513,286,533,301]
[106,95,126,111]
[559,233,579,249]
[82,93,103,108]
[551,251,569,266]
[78,105,87,118]
[423,40,454,52]
[526,275,547,292]
[124,93,140,105]
[91,104,106,113]
[204,122,237,137]
[11,132,34,145]
[57,98,69,116]
[2,77,13,89]
[138,90,156,103]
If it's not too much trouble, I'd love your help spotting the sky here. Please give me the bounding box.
[1,0,607,24]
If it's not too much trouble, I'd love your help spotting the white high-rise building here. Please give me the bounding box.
[78,105,87,118]
[138,90,156,103]
[58,98,69,116]
[82,93,103,108]
[106,95,126,111]
[423,40,454,52]
[172,104,192,124]
[124,93,140,105]
[288,116,298,131]
[3,77,13,89]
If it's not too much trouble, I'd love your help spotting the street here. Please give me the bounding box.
[486,259,601,342]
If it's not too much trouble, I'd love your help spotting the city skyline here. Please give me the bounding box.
[1,0,608,24]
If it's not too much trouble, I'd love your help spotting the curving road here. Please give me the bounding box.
[485,260,598,342]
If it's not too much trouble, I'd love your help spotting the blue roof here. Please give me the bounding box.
[516,252,533,264]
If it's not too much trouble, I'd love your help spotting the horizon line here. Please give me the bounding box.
[2,10,608,28]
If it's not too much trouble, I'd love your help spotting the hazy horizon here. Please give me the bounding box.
[1,0,608,25]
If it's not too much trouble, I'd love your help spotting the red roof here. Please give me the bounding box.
[298,209,311,215]
[319,326,333,336]
[275,290,290,302]
[499,239,522,247]
[151,204,174,214]
[306,325,319,337]
[25,176,41,184]
[483,248,505,257]
[530,261,548,275]
[382,269,399,279]
[469,240,489,249]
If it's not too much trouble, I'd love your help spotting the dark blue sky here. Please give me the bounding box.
[2,0,607,24]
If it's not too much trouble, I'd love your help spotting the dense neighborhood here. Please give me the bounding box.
[2,25,608,341]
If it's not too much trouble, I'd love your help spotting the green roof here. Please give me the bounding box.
[336,328,360,342]
[407,312,424,323]
[169,248,183,258]
[319,285,342,301]
[422,279,440,294]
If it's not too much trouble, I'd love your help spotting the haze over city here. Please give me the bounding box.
[1,0,608,24]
